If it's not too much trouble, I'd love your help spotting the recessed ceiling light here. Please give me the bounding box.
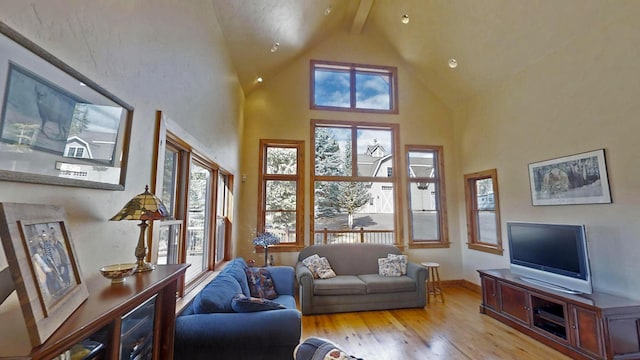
[401,14,410,24]
[256,77,263,83]
[270,42,280,53]
[324,6,332,16]
[448,58,458,69]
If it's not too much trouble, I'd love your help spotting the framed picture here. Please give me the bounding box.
[0,21,133,190]
[1,63,83,156]
[528,149,612,206]
[0,203,88,347]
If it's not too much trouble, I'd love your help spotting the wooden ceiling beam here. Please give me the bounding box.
[350,0,374,34]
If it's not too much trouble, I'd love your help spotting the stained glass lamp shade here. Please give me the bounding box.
[110,185,172,272]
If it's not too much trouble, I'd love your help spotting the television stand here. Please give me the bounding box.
[519,276,582,295]
[479,269,640,360]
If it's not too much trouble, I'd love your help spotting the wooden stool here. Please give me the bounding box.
[421,262,444,304]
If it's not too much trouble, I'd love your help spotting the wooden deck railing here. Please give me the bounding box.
[313,228,396,245]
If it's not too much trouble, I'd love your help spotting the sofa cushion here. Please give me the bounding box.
[358,274,417,294]
[386,254,408,275]
[298,244,402,275]
[378,257,403,276]
[192,274,242,313]
[272,294,297,309]
[245,267,278,299]
[313,275,366,296]
[231,294,286,312]
[302,254,336,279]
[224,258,251,296]
[315,257,337,279]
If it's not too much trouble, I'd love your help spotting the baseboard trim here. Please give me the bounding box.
[461,279,481,293]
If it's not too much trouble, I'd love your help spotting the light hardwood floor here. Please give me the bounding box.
[300,286,573,360]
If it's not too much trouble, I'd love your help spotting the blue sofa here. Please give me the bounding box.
[174,258,302,360]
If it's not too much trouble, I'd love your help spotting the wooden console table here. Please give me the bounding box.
[478,269,640,360]
[0,264,188,360]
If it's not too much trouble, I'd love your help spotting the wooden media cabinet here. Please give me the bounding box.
[0,264,188,360]
[478,269,640,360]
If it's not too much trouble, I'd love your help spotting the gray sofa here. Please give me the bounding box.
[295,244,427,315]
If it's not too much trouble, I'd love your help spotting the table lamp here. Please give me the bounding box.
[110,185,172,272]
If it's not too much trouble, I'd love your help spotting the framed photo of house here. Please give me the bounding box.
[1,63,83,156]
[528,149,612,206]
[0,202,88,348]
[0,21,133,190]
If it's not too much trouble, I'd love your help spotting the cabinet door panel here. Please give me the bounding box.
[570,305,604,358]
[499,283,529,325]
[482,276,498,310]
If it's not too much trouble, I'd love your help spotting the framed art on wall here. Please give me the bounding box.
[0,21,133,190]
[0,202,88,347]
[528,149,612,206]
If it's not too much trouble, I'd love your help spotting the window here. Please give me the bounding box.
[312,120,400,245]
[310,60,398,114]
[66,147,84,158]
[215,173,231,263]
[258,140,304,249]
[186,160,212,279]
[464,169,503,255]
[154,131,232,285]
[406,145,449,248]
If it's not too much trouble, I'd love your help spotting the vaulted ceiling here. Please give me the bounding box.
[211,0,619,109]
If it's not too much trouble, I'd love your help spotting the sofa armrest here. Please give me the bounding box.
[295,262,315,315]
[406,262,428,284]
[266,266,295,296]
[175,309,301,352]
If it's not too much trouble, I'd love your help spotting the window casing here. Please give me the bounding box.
[406,145,449,248]
[154,131,232,286]
[310,60,399,114]
[258,140,304,250]
[312,120,400,246]
[464,169,503,255]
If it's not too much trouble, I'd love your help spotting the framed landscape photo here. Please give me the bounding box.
[528,149,612,206]
[0,203,88,347]
[0,21,133,190]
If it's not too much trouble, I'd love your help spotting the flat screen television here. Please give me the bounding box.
[507,221,592,294]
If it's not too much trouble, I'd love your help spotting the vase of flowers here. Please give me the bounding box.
[253,232,280,266]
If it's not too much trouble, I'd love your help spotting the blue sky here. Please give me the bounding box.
[314,69,390,110]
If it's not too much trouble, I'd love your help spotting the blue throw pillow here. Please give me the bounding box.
[192,274,242,313]
[244,267,278,300]
[230,294,285,312]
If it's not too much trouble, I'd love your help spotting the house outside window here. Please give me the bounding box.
[312,120,400,246]
[406,145,449,248]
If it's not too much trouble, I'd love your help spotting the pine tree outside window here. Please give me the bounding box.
[258,140,304,250]
[312,120,400,246]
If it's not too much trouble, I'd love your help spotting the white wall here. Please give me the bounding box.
[455,4,640,299]
[0,1,243,276]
